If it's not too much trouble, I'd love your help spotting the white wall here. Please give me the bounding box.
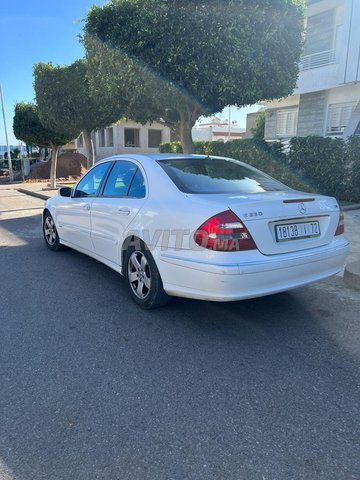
[326,83,360,104]
[76,120,171,161]
[342,0,360,83]
[192,127,213,141]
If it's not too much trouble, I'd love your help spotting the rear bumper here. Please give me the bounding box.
[155,237,349,301]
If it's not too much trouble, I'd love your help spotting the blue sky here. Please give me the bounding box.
[0,0,259,145]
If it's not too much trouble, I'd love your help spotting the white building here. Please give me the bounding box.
[192,117,245,142]
[76,119,171,161]
[264,0,360,141]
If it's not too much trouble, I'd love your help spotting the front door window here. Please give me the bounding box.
[75,162,111,197]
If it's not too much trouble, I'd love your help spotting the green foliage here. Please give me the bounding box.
[3,149,20,160]
[159,141,217,155]
[159,136,360,201]
[1,159,19,170]
[159,142,183,153]
[33,60,119,137]
[85,0,304,112]
[13,102,76,187]
[346,136,360,201]
[251,111,266,139]
[84,0,304,151]
[4,151,15,160]
[12,148,20,159]
[288,136,348,200]
[13,102,73,148]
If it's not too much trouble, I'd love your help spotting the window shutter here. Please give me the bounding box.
[276,110,298,137]
[326,103,356,135]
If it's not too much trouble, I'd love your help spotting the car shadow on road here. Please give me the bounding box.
[1,214,359,480]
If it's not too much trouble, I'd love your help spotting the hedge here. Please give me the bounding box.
[159,136,360,202]
[346,136,360,201]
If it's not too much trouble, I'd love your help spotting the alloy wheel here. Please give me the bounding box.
[128,251,151,299]
[44,216,57,246]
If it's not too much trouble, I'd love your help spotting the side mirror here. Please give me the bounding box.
[59,186,72,197]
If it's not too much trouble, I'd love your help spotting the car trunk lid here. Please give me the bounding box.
[187,191,341,255]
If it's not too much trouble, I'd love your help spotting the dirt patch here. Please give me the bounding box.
[26,153,88,181]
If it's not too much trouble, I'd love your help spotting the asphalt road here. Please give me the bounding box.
[0,190,359,480]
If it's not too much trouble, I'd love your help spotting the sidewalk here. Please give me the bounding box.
[343,209,360,290]
[0,181,61,200]
[1,180,360,291]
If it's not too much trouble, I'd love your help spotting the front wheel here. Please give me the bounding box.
[43,212,64,251]
[124,245,170,309]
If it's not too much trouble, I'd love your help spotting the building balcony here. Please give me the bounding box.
[300,49,336,71]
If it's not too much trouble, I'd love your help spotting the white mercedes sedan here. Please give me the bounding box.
[42,154,349,309]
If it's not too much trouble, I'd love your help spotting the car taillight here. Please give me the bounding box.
[194,210,257,251]
[335,209,344,236]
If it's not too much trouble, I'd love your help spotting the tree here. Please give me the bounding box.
[26,144,35,158]
[251,111,266,139]
[84,0,304,153]
[33,60,121,168]
[13,102,76,187]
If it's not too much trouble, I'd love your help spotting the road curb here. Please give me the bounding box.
[17,188,51,201]
[342,204,360,212]
[344,260,360,291]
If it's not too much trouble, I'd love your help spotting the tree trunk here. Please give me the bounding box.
[49,145,59,189]
[92,132,97,161]
[83,129,95,168]
[179,108,200,153]
[170,122,181,142]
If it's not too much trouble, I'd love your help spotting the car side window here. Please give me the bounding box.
[75,162,111,197]
[128,168,146,198]
[102,161,138,197]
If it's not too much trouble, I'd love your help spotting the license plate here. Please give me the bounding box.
[275,221,320,242]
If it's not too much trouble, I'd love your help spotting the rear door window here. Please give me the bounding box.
[158,157,289,194]
[102,161,138,197]
[128,168,146,198]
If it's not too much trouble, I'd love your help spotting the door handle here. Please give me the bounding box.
[118,207,130,216]
[77,203,91,210]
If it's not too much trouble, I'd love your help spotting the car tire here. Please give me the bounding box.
[124,243,171,309]
[43,211,65,251]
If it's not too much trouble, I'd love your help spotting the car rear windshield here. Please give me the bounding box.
[158,157,289,194]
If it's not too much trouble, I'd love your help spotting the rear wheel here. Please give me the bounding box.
[124,245,170,309]
[43,212,64,251]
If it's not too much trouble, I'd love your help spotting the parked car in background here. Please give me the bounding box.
[42,154,349,309]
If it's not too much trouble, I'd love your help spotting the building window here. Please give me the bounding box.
[107,127,114,147]
[99,129,106,147]
[148,129,162,148]
[276,109,298,137]
[304,10,334,56]
[301,9,336,70]
[124,128,140,147]
[326,102,357,136]
[77,134,83,148]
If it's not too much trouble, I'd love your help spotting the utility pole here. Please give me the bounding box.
[0,82,14,182]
